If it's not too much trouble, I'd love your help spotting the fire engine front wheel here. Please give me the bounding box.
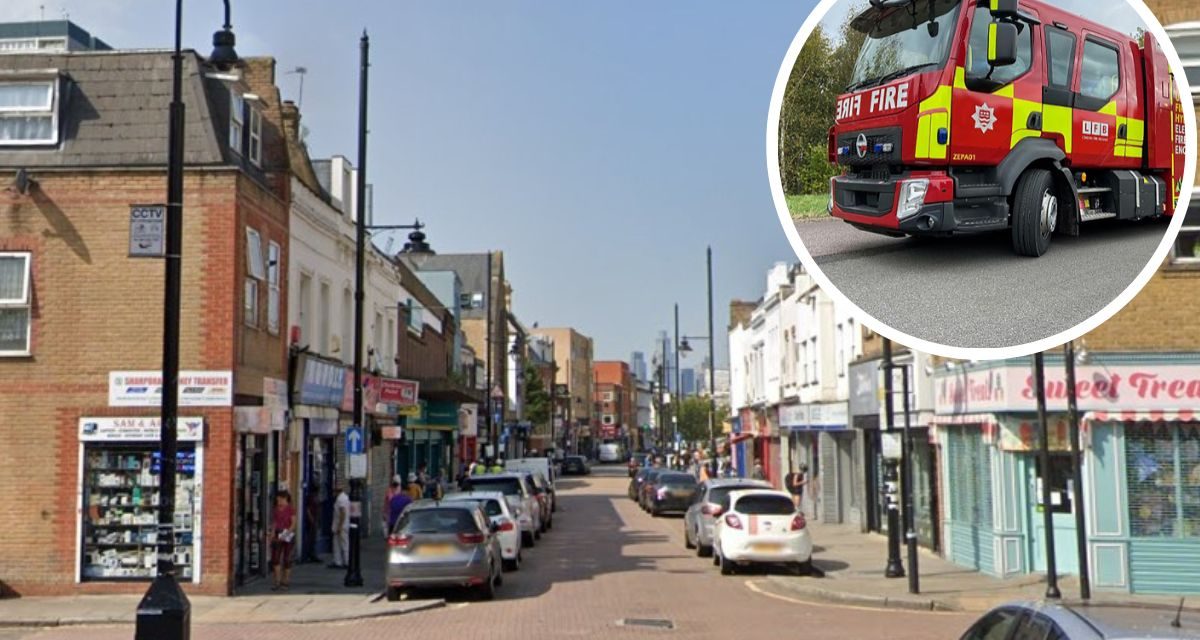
[1011,168,1057,257]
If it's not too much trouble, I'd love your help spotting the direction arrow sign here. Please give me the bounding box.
[345,425,365,455]
[491,385,504,399]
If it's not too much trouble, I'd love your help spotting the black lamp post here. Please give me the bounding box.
[1064,341,1091,601]
[881,338,905,579]
[678,246,719,472]
[136,3,237,639]
[1034,351,1062,599]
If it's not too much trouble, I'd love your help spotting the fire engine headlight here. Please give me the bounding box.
[896,178,929,221]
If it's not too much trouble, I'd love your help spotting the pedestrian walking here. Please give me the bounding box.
[382,474,402,532]
[386,478,413,532]
[405,472,423,500]
[751,459,767,481]
[300,489,320,563]
[785,464,808,510]
[271,490,296,590]
[328,484,350,569]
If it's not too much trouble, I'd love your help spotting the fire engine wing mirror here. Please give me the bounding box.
[988,0,1019,19]
[987,21,1019,67]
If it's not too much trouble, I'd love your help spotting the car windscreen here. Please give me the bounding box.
[446,497,503,517]
[467,478,522,496]
[735,495,796,516]
[396,508,478,534]
[659,474,697,488]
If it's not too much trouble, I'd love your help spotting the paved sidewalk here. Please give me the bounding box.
[0,534,443,627]
[764,522,1198,613]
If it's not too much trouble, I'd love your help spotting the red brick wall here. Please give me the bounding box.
[0,170,263,596]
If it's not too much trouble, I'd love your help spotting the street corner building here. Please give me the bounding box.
[0,30,293,595]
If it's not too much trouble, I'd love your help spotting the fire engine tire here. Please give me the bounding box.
[1011,168,1056,257]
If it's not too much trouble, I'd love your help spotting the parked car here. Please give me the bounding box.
[646,471,698,516]
[506,456,558,486]
[639,468,676,512]
[683,478,771,557]
[960,601,1200,640]
[711,489,812,576]
[385,500,503,601]
[633,467,665,507]
[523,471,554,531]
[562,455,590,475]
[628,452,650,477]
[628,466,659,500]
[462,473,542,547]
[441,491,523,571]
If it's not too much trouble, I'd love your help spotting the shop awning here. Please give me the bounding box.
[1084,409,1200,424]
[415,378,485,404]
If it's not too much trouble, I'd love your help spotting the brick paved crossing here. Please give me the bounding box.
[3,468,973,639]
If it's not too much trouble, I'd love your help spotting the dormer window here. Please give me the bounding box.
[229,93,244,154]
[248,107,262,166]
[0,80,58,146]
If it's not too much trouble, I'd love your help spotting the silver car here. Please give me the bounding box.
[385,501,503,601]
[682,478,771,557]
[465,473,543,548]
[961,600,1200,639]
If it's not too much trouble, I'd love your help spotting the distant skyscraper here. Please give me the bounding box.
[655,330,677,393]
[630,351,648,382]
[681,368,697,396]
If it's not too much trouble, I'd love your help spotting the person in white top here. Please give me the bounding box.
[329,484,351,569]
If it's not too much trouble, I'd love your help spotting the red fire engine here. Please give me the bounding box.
[827,0,1187,256]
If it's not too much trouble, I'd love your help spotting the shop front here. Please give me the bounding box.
[780,402,855,524]
[935,357,1200,593]
[77,416,205,583]
[849,359,883,533]
[397,399,460,485]
[289,353,346,561]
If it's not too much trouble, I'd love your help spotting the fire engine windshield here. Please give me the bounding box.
[846,0,963,91]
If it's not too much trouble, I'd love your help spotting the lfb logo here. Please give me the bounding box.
[972,103,997,133]
[1082,121,1110,137]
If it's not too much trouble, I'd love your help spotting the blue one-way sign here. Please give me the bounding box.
[345,425,364,455]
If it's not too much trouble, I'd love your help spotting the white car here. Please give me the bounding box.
[711,489,813,576]
[598,443,622,463]
[442,491,523,571]
[465,473,543,548]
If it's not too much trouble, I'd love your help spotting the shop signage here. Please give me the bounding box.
[79,416,204,442]
[778,402,848,431]
[848,360,881,416]
[460,403,478,437]
[382,426,404,440]
[379,378,419,406]
[294,356,345,408]
[109,371,232,407]
[397,404,422,417]
[997,416,1073,453]
[234,406,271,434]
[308,418,338,435]
[936,363,1200,414]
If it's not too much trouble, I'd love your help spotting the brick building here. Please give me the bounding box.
[593,361,634,449]
[0,44,290,595]
[530,327,595,455]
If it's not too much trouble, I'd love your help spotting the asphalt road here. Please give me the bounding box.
[792,216,1170,350]
[2,465,973,640]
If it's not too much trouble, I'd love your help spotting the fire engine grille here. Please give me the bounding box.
[836,127,902,167]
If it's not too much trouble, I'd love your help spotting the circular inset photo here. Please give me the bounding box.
[767,0,1197,359]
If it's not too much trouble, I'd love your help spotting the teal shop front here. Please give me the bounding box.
[935,356,1200,595]
[396,400,459,483]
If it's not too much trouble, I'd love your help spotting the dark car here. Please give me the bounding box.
[646,472,698,516]
[960,600,1200,640]
[628,452,651,477]
[629,466,663,502]
[638,468,670,511]
[562,455,590,476]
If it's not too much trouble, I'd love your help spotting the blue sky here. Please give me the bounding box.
[9,1,819,367]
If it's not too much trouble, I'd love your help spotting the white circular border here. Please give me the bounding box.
[766,0,1199,361]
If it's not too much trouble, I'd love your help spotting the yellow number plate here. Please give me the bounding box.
[751,543,783,552]
[416,544,453,556]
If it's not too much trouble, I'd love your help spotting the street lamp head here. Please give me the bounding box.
[679,338,693,353]
[209,27,239,70]
[401,227,434,255]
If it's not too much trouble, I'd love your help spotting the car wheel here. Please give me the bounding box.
[386,586,403,602]
[534,526,542,540]
[684,523,695,549]
[1011,167,1056,257]
[494,565,503,587]
[503,556,519,572]
[476,565,496,601]
[698,542,712,558]
[712,549,720,566]
[650,505,660,517]
[546,515,553,531]
[792,560,813,576]
[719,554,735,576]
[522,531,535,548]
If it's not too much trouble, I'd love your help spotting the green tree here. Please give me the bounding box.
[676,396,716,444]
[523,363,551,429]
